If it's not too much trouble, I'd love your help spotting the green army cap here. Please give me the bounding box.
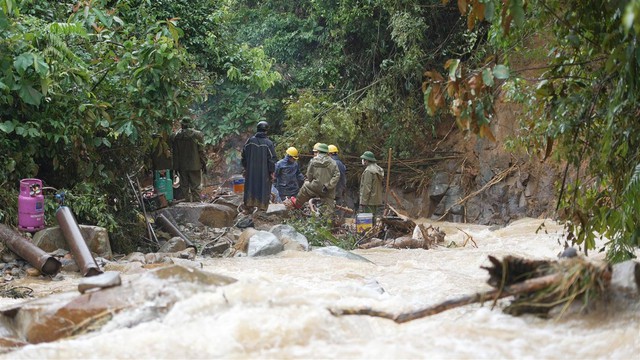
[360,151,377,162]
[316,143,329,153]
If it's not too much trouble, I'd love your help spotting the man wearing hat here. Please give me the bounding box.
[171,116,206,202]
[241,121,277,212]
[359,150,384,216]
[274,147,305,199]
[328,144,347,207]
[291,143,340,211]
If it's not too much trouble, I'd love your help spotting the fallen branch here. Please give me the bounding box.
[457,227,477,248]
[330,256,612,322]
[330,273,560,323]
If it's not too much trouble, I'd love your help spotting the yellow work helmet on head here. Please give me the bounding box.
[313,143,321,152]
[328,144,339,154]
[286,147,299,159]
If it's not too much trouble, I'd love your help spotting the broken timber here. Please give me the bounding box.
[330,255,612,323]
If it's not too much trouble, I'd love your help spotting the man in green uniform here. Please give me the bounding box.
[291,143,340,211]
[171,116,206,202]
[359,150,384,215]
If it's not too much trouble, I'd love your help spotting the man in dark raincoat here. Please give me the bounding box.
[241,121,277,212]
[171,117,206,202]
[274,146,305,199]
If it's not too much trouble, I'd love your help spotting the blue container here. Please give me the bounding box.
[18,178,45,232]
[154,170,173,202]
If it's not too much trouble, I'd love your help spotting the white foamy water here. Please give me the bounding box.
[2,218,639,359]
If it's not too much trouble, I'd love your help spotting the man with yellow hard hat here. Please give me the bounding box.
[328,144,347,207]
[274,146,305,199]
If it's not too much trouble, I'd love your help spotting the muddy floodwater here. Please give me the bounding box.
[1,218,639,359]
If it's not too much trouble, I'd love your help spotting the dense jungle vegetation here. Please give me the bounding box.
[1,0,639,261]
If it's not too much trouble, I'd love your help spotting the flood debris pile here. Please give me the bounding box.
[354,207,446,250]
[331,255,640,323]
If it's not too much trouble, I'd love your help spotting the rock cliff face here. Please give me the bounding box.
[392,100,562,225]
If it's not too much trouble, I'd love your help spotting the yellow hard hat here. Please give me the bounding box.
[328,144,339,154]
[286,147,299,159]
[313,143,321,152]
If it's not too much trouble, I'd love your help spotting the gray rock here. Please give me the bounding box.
[312,246,372,263]
[269,224,309,251]
[60,258,79,273]
[200,236,232,257]
[248,231,283,257]
[611,260,640,294]
[210,195,243,210]
[559,247,578,258]
[78,271,121,294]
[162,203,237,228]
[266,203,288,215]
[158,237,187,253]
[33,225,113,259]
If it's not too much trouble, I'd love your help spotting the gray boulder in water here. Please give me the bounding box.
[312,246,372,263]
[269,224,309,251]
[248,231,284,257]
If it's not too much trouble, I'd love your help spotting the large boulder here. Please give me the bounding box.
[161,203,237,228]
[247,231,283,257]
[32,226,112,260]
[269,224,309,251]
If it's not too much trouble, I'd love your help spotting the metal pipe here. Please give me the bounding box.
[0,224,61,276]
[55,206,103,277]
[156,214,196,250]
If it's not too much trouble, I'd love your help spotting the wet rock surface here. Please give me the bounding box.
[0,265,236,345]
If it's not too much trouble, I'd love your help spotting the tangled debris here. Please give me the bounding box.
[330,255,614,323]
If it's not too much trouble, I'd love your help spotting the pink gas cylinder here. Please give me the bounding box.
[18,178,45,232]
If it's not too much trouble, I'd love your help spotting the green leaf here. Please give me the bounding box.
[14,53,34,75]
[493,65,510,79]
[18,84,44,105]
[92,8,112,28]
[0,121,16,133]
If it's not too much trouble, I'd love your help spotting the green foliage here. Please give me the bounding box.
[450,0,640,261]
[286,213,357,250]
[232,0,477,157]
[275,90,358,154]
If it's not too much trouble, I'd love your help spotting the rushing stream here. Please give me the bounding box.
[1,218,639,359]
